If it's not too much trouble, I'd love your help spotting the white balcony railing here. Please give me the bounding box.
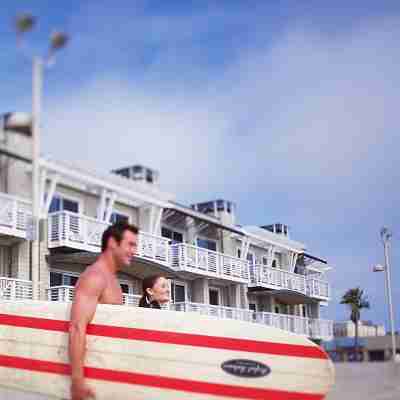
[172,301,333,340]
[250,264,330,301]
[254,311,310,336]
[306,278,330,300]
[122,293,141,307]
[0,192,31,238]
[48,211,171,265]
[170,243,249,283]
[250,264,307,294]
[48,211,109,252]
[137,231,170,266]
[46,285,141,306]
[47,285,75,302]
[172,302,254,322]
[0,277,33,300]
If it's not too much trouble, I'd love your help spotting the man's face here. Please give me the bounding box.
[112,230,137,267]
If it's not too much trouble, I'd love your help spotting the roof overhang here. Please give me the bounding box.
[41,158,171,209]
[167,202,244,236]
[234,231,304,253]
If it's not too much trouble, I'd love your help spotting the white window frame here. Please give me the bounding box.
[161,225,186,243]
[110,210,131,224]
[49,269,80,287]
[171,280,188,303]
[48,192,83,214]
[195,235,218,252]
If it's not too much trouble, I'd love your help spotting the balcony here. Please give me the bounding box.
[249,264,330,301]
[172,301,333,340]
[306,278,330,300]
[0,192,31,239]
[250,264,307,293]
[254,311,333,339]
[46,285,141,306]
[172,302,254,322]
[0,277,33,300]
[170,243,249,283]
[48,211,107,252]
[47,211,171,266]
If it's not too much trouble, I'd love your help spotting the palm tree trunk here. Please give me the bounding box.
[355,319,359,361]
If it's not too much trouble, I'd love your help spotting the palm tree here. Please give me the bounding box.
[340,288,370,360]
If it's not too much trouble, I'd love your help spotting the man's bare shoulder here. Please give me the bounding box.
[75,262,107,294]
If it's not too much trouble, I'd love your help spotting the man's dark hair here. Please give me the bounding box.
[101,222,138,252]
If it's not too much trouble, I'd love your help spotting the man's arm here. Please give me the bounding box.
[69,271,105,399]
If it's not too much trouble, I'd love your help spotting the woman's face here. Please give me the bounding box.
[147,277,170,304]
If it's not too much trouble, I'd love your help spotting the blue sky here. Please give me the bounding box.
[1,1,400,329]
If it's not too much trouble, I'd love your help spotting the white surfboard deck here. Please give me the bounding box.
[0,300,334,399]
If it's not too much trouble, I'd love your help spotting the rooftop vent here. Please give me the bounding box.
[112,165,159,185]
[261,223,289,237]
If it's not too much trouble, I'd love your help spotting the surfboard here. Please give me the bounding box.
[0,300,334,399]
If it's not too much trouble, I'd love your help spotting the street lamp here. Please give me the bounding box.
[373,227,397,362]
[13,13,69,300]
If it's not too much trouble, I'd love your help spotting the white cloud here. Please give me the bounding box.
[44,14,400,206]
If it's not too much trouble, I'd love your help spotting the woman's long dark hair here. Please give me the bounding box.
[138,274,165,307]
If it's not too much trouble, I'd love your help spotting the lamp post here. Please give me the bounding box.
[373,227,397,362]
[14,13,69,300]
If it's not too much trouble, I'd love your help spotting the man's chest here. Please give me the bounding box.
[100,279,123,305]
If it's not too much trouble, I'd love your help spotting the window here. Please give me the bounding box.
[49,195,79,214]
[237,248,241,259]
[110,212,130,224]
[196,238,217,251]
[120,283,130,294]
[249,303,256,312]
[50,271,79,287]
[216,200,225,211]
[50,272,62,287]
[171,281,186,303]
[145,169,153,183]
[209,288,220,306]
[197,201,214,214]
[161,227,183,243]
[247,252,255,265]
[262,256,268,266]
[115,168,130,178]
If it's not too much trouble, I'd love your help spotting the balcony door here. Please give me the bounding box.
[209,287,221,306]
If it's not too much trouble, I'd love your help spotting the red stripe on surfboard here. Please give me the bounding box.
[0,354,325,400]
[0,313,327,360]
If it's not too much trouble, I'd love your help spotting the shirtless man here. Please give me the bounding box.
[68,222,138,400]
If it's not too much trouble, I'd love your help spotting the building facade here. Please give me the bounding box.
[0,132,333,340]
[334,321,386,338]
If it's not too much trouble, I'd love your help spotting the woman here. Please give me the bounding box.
[138,274,170,309]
